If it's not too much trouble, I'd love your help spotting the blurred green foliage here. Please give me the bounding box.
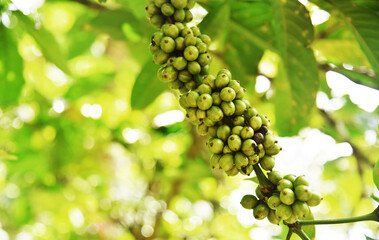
[0,0,378,239]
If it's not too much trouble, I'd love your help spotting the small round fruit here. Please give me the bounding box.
[174,8,185,21]
[280,188,295,205]
[307,192,323,207]
[157,66,177,82]
[217,125,231,142]
[186,91,199,108]
[163,24,179,38]
[161,3,175,16]
[197,93,213,110]
[292,201,310,218]
[253,203,269,220]
[294,175,309,187]
[234,152,248,169]
[228,134,242,151]
[284,174,297,183]
[207,106,224,122]
[253,132,264,144]
[260,155,275,171]
[240,126,254,139]
[263,133,275,148]
[225,166,239,176]
[197,53,211,66]
[277,179,293,191]
[294,185,312,201]
[275,204,293,221]
[173,57,187,70]
[184,45,199,61]
[231,126,243,135]
[187,61,201,74]
[268,209,280,225]
[215,73,230,89]
[248,154,259,165]
[220,87,236,102]
[265,143,282,155]
[268,171,282,185]
[267,194,281,210]
[250,115,262,130]
[219,154,234,171]
[175,37,185,50]
[196,83,212,95]
[153,50,169,65]
[208,138,224,154]
[210,154,221,169]
[197,123,208,136]
[171,0,188,9]
[240,195,258,209]
[220,101,235,116]
[233,99,247,116]
[242,139,257,156]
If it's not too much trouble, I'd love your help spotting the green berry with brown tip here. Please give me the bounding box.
[220,87,236,102]
[153,50,170,65]
[197,93,213,110]
[211,92,222,105]
[240,126,254,139]
[240,195,258,209]
[294,175,309,187]
[225,166,239,176]
[197,83,212,95]
[250,115,262,130]
[233,116,245,126]
[171,0,188,9]
[158,65,177,82]
[174,8,185,21]
[260,155,275,171]
[268,209,280,225]
[242,139,257,156]
[207,106,224,122]
[215,73,230,89]
[233,99,247,115]
[220,101,235,116]
[277,179,293,191]
[219,153,234,171]
[248,154,259,165]
[307,192,323,207]
[295,185,312,201]
[184,45,199,61]
[228,134,242,151]
[173,56,187,70]
[197,123,208,136]
[208,138,224,154]
[161,3,175,16]
[217,125,231,142]
[280,188,295,205]
[235,152,248,169]
[268,171,282,185]
[292,201,310,218]
[267,194,281,210]
[276,204,293,221]
[253,203,269,220]
[197,53,212,66]
[186,91,199,108]
[210,154,221,169]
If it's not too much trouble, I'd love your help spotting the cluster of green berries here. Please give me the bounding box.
[241,173,322,224]
[178,69,282,176]
[146,0,195,29]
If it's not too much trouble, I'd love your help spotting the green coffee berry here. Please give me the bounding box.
[203,75,216,89]
[234,152,248,169]
[199,34,211,45]
[280,188,295,205]
[169,79,183,90]
[217,125,231,142]
[149,43,160,54]
[153,50,170,65]
[210,154,221,169]
[152,31,164,46]
[197,93,213,110]
[174,8,186,22]
[253,203,269,220]
[242,139,257,156]
[197,123,208,136]
[186,108,197,122]
[220,87,236,102]
[161,3,175,16]
[150,14,164,28]
[207,106,224,122]
[294,185,312,201]
[220,101,235,116]
[195,84,211,95]
[166,57,175,66]
[184,34,197,46]
[178,70,192,82]
[284,214,298,224]
[190,26,201,37]
[233,99,247,116]
[171,0,188,9]
[211,92,222,105]
[259,114,270,126]
[160,36,176,53]
[255,185,265,200]
[187,61,201,74]
[240,195,258,209]
[184,9,193,22]
[268,209,280,225]
[208,138,224,154]
[163,24,179,38]
[197,53,211,66]
[184,45,199,61]
[158,65,177,82]
[228,134,242,151]
[240,126,254,139]
[225,166,239,176]
[233,116,245,126]
[196,109,206,120]
[175,37,185,50]
[236,88,246,98]
[181,27,192,37]
[265,143,281,155]
[175,22,185,30]
[231,126,243,135]
[203,117,215,127]
[208,126,218,137]
[277,179,293,191]
[276,204,293,221]
[257,144,265,158]
[292,201,310,218]
[154,0,168,7]
[267,194,281,209]
[248,154,259,165]
[260,155,275,171]
[250,115,262,130]
[284,174,297,183]
[307,192,322,207]
[218,69,232,79]
[245,106,258,119]
[173,56,187,70]
[242,165,254,175]
[219,153,234,171]
[263,133,275,148]
[294,175,309,187]
[179,86,188,94]
[223,145,232,154]
[215,73,230,89]
[268,171,282,185]
[186,91,199,108]
[196,42,207,53]
[185,0,196,9]
[185,80,197,90]
[146,3,160,15]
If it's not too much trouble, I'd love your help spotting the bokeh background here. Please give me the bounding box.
[0,0,378,239]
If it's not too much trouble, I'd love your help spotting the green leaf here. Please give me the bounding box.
[302,211,316,240]
[332,66,379,90]
[370,194,379,203]
[373,159,379,190]
[198,2,230,39]
[331,0,379,77]
[244,176,259,184]
[271,0,319,136]
[365,236,376,240]
[131,61,165,109]
[64,74,112,100]
[0,25,25,107]
[15,12,70,73]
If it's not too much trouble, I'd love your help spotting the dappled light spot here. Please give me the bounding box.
[153,110,185,127]
[255,75,271,93]
[52,99,65,113]
[81,104,102,119]
[46,64,70,87]
[69,208,84,228]
[122,128,142,144]
[17,104,35,123]
[141,225,154,238]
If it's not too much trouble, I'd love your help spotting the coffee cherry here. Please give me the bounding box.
[221,101,235,116]
[197,93,213,110]
[242,139,257,156]
[174,8,186,21]
[197,123,208,136]
[184,45,199,61]
[294,185,312,201]
[184,10,193,22]
[236,88,246,98]
[171,0,188,9]
[245,106,258,119]
[235,152,248,169]
[307,192,322,207]
[215,73,230,89]
[253,132,264,144]
[268,209,280,225]
[184,34,197,46]
[223,145,232,154]
[185,80,197,90]
[219,153,234,171]
[240,195,258,209]
[196,84,212,95]
[233,99,247,115]
[228,134,242,151]
[231,126,243,135]
[208,138,224,154]
[150,14,164,28]
[248,154,259,165]
[259,114,270,126]
[163,24,179,38]
[173,56,187,70]
[185,0,196,9]
[220,87,236,102]
[250,115,262,130]
[208,126,218,137]
[158,65,177,82]
[280,188,295,205]
[276,204,292,221]
[203,75,216,89]
[225,166,239,176]
[265,143,281,155]
[174,37,185,50]
[169,79,183,90]
[196,42,208,53]
[268,171,282,185]
[257,144,265,158]
[242,164,254,175]
[210,154,221,169]
[217,125,231,141]
[160,36,176,53]
[152,31,164,46]
[186,91,199,107]
[188,61,201,74]
[149,43,160,54]
[284,214,298,224]
[154,0,168,7]
[146,3,160,15]
[240,126,254,139]
[181,27,192,37]
[284,174,296,183]
[199,34,211,45]
[253,203,269,220]
[203,117,215,127]
[211,92,222,105]
[263,133,275,148]
[175,22,185,31]
[153,50,170,65]
[161,3,175,16]
[292,201,310,218]
[294,175,309,187]
[190,26,201,37]
[267,194,281,209]
[260,155,275,171]
[233,116,245,126]
[277,179,293,191]
[196,109,206,120]
[207,106,224,122]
